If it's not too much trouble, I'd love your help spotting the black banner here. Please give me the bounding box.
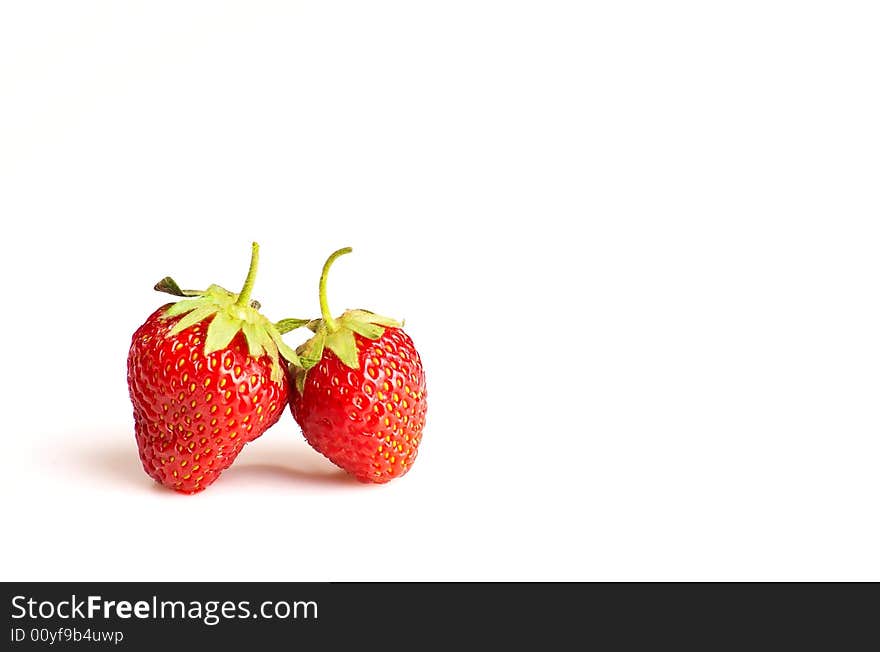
[2,582,875,649]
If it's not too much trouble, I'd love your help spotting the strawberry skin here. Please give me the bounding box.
[128,307,288,493]
[291,327,427,483]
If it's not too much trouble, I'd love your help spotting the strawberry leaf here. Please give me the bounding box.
[204,311,241,355]
[154,277,204,297]
[252,322,275,357]
[204,284,235,299]
[274,318,311,335]
[340,315,385,339]
[273,335,301,367]
[294,367,307,394]
[347,309,401,328]
[168,305,219,336]
[266,323,301,367]
[164,298,208,318]
[299,330,326,370]
[326,328,359,368]
[241,321,266,359]
[260,334,284,384]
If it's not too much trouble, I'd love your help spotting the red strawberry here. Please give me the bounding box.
[289,248,428,483]
[127,243,305,494]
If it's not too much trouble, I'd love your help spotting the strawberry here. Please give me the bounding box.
[289,248,427,483]
[127,243,305,494]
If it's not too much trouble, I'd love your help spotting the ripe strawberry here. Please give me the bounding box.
[127,243,305,494]
[289,248,427,483]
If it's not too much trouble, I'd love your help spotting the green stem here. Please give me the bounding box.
[235,242,260,307]
[320,247,352,333]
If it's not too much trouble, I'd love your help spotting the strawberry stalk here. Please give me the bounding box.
[319,246,352,333]
[235,242,261,308]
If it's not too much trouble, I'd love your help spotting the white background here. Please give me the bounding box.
[1,1,878,581]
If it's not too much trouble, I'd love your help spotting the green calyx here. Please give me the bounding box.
[293,247,401,393]
[155,242,307,384]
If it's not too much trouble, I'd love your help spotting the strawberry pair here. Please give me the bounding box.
[127,244,427,493]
